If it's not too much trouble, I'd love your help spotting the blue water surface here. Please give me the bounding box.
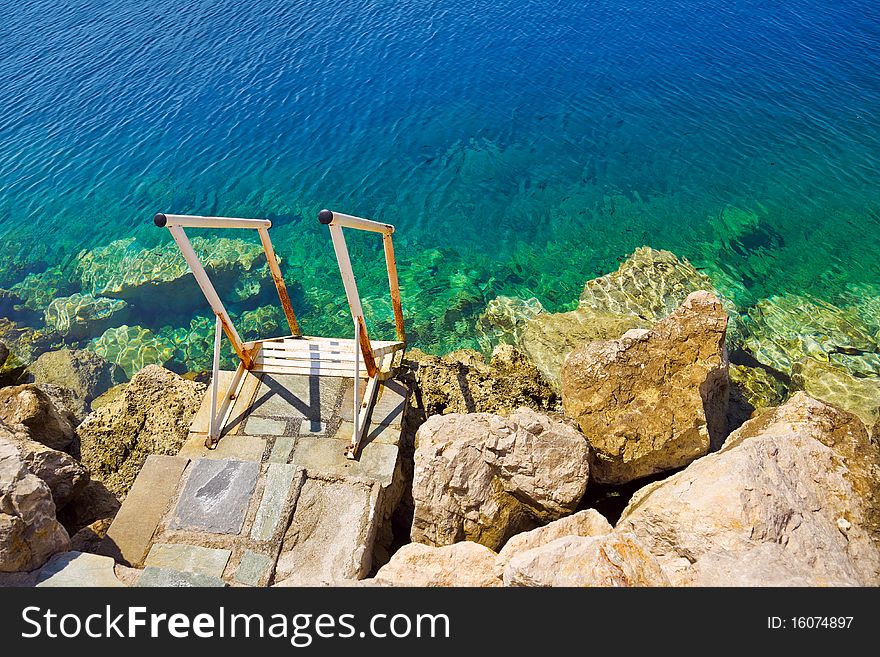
[1,0,878,363]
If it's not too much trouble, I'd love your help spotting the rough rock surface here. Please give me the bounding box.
[616,393,880,586]
[519,307,648,391]
[8,433,89,509]
[0,439,70,572]
[497,509,612,562]
[404,345,557,418]
[78,365,205,497]
[44,293,130,340]
[371,541,502,587]
[26,349,126,417]
[411,407,589,550]
[563,291,729,484]
[519,246,738,390]
[503,533,670,587]
[792,359,880,429]
[0,384,76,451]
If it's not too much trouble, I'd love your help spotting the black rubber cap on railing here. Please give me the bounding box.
[153,213,168,227]
[318,209,334,225]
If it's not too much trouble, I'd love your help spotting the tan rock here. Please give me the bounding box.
[0,384,76,451]
[562,291,729,484]
[78,365,205,497]
[498,509,612,563]
[616,393,880,586]
[372,542,502,587]
[503,533,669,587]
[411,407,589,550]
[0,439,69,572]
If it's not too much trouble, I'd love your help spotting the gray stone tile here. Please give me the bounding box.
[170,459,260,535]
[292,436,399,487]
[178,434,266,461]
[274,478,380,586]
[144,543,231,578]
[333,421,401,447]
[234,550,274,587]
[36,551,124,587]
[339,380,407,427]
[268,436,295,464]
[137,567,226,587]
[251,464,301,541]
[249,374,342,421]
[245,417,287,436]
[299,420,327,436]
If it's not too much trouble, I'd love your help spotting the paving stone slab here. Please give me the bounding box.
[145,543,231,578]
[179,433,267,461]
[36,551,125,587]
[170,459,260,534]
[234,550,274,587]
[250,374,342,420]
[189,370,237,435]
[299,419,327,436]
[340,380,407,427]
[137,567,226,587]
[101,455,189,566]
[334,420,401,447]
[245,417,288,436]
[268,436,296,464]
[251,464,303,542]
[274,477,381,585]
[293,435,399,487]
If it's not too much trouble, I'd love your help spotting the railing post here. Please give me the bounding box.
[209,314,222,444]
[353,319,360,448]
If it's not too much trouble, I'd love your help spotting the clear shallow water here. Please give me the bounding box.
[1,0,879,365]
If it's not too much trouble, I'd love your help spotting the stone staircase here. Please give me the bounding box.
[38,370,408,587]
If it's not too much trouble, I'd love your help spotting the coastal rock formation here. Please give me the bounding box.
[616,393,880,586]
[791,359,880,429]
[562,291,729,484]
[519,307,648,390]
[475,295,544,351]
[503,533,669,587]
[742,294,880,377]
[44,293,129,341]
[371,542,502,587]
[497,509,612,562]
[90,325,177,377]
[76,236,271,311]
[411,407,589,550]
[0,318,57,369]
[5,431,89,509]
[405,345,557,418]
[78,365,205,497]
[0,438,70,572]
[519,247,738,389]
[26,349,126,419]
[0,384,76,451]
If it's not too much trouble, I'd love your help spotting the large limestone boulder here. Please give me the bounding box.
[411,407,589,550]
[562,291,729,484]
[792,359,880,429]
[44,293,130,341]
[371,542,502,587]
[519,247,739,390]
[0,384,76,451]
[78,365,206,497]
[26,349,126,421]
[2,427,89,509]
[503,533,669,587]
[616,393,880,586]
[742,294,880,378]
[0,439,70,572]
[405,345,557,418]
[497,509,612,562]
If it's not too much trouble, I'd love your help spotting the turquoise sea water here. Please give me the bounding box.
[1,0,879,368]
